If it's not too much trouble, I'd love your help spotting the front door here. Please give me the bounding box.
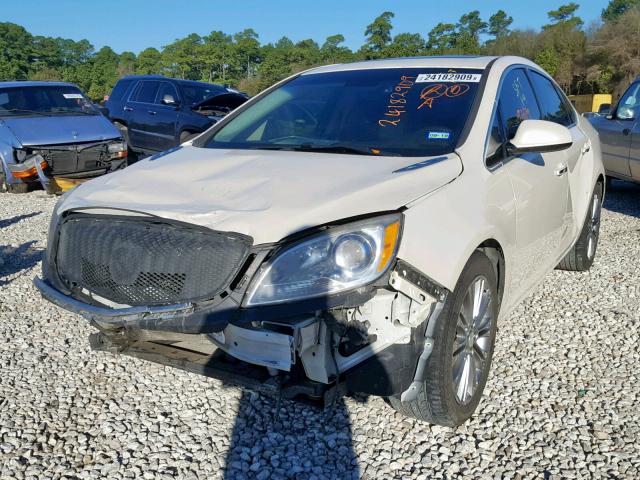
[596,81,640,179]
[496,68,570,299]
[146,82,180,151]
[630,119,640,181]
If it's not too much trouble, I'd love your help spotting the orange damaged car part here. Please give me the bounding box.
[10,159,49,179]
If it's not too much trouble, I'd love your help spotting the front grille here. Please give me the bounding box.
[55,215,252,306]
[37,142,114,175]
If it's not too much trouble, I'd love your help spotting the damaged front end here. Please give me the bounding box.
[4,140,128,193]
[35,210,449,406]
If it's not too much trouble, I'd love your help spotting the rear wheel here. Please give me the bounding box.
[556,183,603,272]
[388,251,499,426]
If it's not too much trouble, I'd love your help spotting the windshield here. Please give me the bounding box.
[180,83,228,106]
[0,85,99,117]
[204,68,483,157]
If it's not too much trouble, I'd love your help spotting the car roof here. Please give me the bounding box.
[118,75,225,89]
[304,56,499,75]
[0,80,79,89]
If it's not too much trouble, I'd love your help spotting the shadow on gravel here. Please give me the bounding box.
[0,211,41,230]
[603,180,640,218]
[0,241,44,286]
[223,393,360,480]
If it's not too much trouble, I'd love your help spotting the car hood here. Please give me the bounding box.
[2,114,121,146]
[58,146,462,244]
[192,92,248,111]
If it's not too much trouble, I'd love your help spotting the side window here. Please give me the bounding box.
[131,81,160,104]
[528,71,573,126]
[497,68,541,140]
[110,79,133,101]
[155,82,179,105]
[486,107,507,167]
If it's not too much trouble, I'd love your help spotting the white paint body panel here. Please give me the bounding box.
[53,56,605,315]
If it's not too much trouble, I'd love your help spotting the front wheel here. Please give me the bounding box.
[556,183,603,272]
[388,251,499,426]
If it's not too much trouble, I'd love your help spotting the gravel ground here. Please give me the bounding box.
[1,181,639,480]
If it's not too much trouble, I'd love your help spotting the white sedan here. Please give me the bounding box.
[36,56,605,426]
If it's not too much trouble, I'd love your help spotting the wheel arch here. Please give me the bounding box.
[476,239,506,306]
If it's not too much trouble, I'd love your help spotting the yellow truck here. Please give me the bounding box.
[568,93,613,114]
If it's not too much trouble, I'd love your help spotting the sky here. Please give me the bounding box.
[3,0,607,54]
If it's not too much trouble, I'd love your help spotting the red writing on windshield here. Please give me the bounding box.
[378,75,415,127]
[417,83,470,110]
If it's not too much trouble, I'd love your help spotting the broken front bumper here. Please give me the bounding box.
[35,253,449,402]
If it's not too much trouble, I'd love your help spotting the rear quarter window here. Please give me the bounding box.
[110,79,135,101]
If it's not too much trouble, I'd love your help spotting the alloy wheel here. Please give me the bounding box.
[452,276,494,404]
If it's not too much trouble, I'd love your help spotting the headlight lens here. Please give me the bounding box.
[14,148,29,162]
[108,141,128,158]
[244,213,402,306]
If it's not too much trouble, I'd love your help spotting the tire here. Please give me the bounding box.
[180,131,198,143]
[388,251,499,426]
[556,183,603,272]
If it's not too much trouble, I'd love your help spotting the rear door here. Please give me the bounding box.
[127,80,161,151]
[496,68,571,297]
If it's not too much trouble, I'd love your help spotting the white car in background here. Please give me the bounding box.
[36,56,605,426]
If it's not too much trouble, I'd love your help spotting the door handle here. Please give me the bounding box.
[623,128,631,136]
[123,106,133,112]
[148,110,157,116]
[554,163,568,176]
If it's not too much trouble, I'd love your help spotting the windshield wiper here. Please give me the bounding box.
[53,108,97,115]
[2,108,50,117]
[291,144,400,156]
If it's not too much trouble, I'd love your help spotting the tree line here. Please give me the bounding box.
[0,0,638,100]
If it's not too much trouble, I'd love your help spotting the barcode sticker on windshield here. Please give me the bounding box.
[416,73,482,83]
[63,93,84,99]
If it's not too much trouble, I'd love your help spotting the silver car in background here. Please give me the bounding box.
[587,76,640,185]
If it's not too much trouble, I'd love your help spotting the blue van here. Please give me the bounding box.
[105,75,248,154]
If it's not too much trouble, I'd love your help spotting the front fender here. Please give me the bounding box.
[0,142,20,185]
[397,165,517,311]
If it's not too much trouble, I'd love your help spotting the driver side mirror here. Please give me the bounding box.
[507,120,572,155]
[616,105,636,121]
[597,103,611,115]
[161,94,179,107]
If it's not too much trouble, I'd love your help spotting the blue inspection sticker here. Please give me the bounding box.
[426,131,451,141]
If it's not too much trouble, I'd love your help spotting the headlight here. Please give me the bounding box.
[244,213,402,306]
[14,148,30,162]
[108,141,128,159]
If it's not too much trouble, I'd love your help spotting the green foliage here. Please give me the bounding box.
[362,11,395,58]
[489,10,513,39]
[535,48,561,76]
[0,6,635,100]
[602,0,640,21]
[546,3,584,28]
